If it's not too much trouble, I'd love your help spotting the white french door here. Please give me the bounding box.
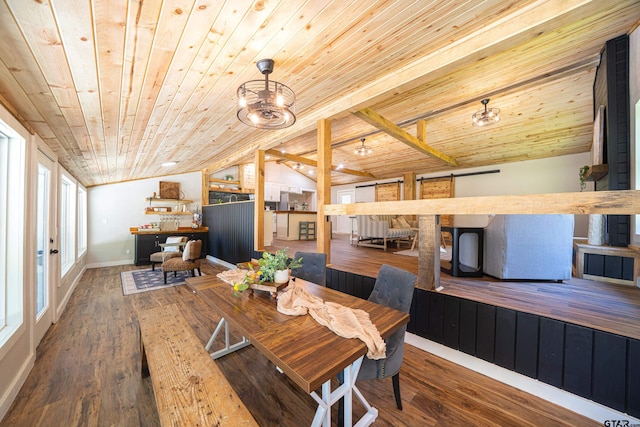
[35,149,56,346]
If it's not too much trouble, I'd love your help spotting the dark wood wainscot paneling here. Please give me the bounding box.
[203,201,254,264]
[326,271,640,417]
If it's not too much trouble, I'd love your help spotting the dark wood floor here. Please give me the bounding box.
[269,234,640,341]
[1,259,600,426]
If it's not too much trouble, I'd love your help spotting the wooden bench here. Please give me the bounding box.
[138,304,257,426]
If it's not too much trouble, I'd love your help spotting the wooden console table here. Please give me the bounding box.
[573,239,640,286]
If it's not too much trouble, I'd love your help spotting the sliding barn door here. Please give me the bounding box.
[420,176,454,227]
[375,182,400,202]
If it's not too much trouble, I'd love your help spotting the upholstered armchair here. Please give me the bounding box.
[149,236,187,271]
[161,239,202,284]
[291,251,327,286]
[483,214,574,281]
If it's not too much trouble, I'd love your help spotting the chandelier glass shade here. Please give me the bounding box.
[472,98,500,127]
[354,138,372,156]
[237,59,296,129]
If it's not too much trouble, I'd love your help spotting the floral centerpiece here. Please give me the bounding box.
[257,248,303,284]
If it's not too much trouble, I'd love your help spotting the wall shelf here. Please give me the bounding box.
[585,164,608,181]
[145,211,192,215]
[145,197,193,204]
[209,178,240,186]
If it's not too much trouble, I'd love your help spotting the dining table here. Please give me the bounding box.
[185,274,409,427]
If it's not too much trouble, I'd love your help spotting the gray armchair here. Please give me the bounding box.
[483,214,574,280]
[291,251,327,286]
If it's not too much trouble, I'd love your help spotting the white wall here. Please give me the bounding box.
[86,172,202,267]
[332,152,592,236]
[265,161,317,191]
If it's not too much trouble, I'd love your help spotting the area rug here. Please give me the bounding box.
[395,247,452,262]
[120,268,205,296]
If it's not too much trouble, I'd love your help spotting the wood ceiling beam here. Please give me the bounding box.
[324,190,640,216]
[202,0,607,174]
[353,108,458,167]
[265,149,375,178]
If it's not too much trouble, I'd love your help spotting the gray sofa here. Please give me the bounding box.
[483,214,574,281]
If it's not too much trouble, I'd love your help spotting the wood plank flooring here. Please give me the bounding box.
[270,234,640,341]
[1,260,599,426]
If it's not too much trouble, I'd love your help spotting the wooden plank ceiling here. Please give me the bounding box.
[0,0,637,187]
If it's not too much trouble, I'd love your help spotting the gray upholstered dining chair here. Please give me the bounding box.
[346,264,416,412]
[291,251,327,286]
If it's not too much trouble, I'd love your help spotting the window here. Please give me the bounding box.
[60,171,76,276]
[77,186,87,257]
[0,119,25,350]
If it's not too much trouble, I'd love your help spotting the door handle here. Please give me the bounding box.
[50,249,59,254]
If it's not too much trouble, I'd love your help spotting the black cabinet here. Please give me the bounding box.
[134,232,208,265]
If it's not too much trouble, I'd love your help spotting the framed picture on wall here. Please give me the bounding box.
[159,181,180,199]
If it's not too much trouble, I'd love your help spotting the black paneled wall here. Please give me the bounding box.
[203,201,254,264]
[325,268,640,418]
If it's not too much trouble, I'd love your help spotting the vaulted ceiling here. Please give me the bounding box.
[0,0,637,187]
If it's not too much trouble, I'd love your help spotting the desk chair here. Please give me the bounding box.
[161,240,202,284]
[291,251,327,286]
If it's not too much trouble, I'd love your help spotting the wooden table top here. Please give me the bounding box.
[185,275,409,393]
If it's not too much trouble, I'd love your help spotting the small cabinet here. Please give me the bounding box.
[134,232,208,265]
[135,234,161,265]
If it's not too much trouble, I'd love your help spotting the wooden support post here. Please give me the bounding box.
[254,150,265,251]
[317,119,331,264]
[403,171,416,221]
[201,169,209,207]
[417,214,440,290]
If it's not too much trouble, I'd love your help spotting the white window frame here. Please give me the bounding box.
[77,185,87,257]
[59,171,76,277]
[0,119,26,358]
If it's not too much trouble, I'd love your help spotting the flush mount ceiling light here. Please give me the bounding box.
[354,137,372,156]
[161,161,177,167]
[237,59,296,129]
[472,98,500,127]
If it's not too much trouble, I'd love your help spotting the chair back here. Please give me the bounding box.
[369,264,416,313]
[360,264,416,380]
[292,251,327,286]
[164,236,188,253]
[182,240,202,261]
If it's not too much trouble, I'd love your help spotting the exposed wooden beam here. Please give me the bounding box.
[324,190,640,216]
[353,108,458,167]
[265,149,374,178]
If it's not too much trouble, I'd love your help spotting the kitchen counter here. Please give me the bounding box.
[276,211,317,240]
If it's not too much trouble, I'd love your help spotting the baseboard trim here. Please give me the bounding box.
[206,255,236,270]
[405,333,640,425]
[86,260,134,269]
[0,351,35,423]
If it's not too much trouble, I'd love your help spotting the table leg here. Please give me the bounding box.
[309,356,377,427]
[205,317,251,360]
